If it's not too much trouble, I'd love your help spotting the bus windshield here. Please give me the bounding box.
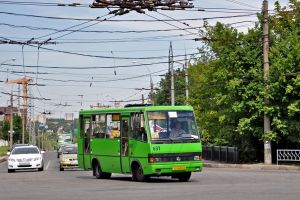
[148,111,200,143]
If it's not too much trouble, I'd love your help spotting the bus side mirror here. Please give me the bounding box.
[7,152,10,156]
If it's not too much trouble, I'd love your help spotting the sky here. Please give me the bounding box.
[0,0,288,119]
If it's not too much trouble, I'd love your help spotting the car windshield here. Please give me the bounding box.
[11,147,39,155]
[63,147,77,154]
[58,135,72,143]
[148,111,200,144]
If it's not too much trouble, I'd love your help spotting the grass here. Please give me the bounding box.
[0,146,9,156]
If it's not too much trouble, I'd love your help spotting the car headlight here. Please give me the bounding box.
[62,158,70,162]
[33,157,41,161]
[8,158,15,162]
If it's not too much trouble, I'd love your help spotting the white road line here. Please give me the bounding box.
[45,160,51,170]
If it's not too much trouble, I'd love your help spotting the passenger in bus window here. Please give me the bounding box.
[139,127,147,142]
[110,126,120,138]
[170,121,186,138]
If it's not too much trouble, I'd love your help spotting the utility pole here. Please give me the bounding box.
[184,51,189,104]
[9,91,13,149]
[263,0,272,165]
[141,94,145,104]
[149,71,154,105]
[18,85,21,115]
[78,95,84,110]
[169,42,175,106]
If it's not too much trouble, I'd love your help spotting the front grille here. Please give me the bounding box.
[18,164,32,167]
[149,152,200,163]
[17,158,32,162]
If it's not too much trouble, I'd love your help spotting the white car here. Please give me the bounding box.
[7,145,45,173]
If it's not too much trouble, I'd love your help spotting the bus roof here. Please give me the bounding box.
[79,105,194,116]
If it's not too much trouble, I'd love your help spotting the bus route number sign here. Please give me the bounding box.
[153,146,160,151]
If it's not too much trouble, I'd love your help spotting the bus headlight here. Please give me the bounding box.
[194,154,202,161]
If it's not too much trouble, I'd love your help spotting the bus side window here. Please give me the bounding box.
[92,114,106,138]
[130,112,147,142]
[106,114,120,139]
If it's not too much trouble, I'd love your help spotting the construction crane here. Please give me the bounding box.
[6,76,33,144]
[6,76,33,112]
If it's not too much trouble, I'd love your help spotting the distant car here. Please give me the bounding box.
[7,145,45,173]
[59,144,78,171]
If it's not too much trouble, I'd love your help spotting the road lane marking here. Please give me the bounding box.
[46,160,51,170]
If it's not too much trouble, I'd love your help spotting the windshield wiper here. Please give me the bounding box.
[151,138,174,143]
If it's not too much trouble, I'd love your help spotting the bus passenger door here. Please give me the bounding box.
[120,118,130,173]
[81,117,92,169]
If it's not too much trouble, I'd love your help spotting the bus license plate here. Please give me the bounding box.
[172,166,186,171]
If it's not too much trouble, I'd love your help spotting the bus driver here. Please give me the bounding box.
[170,121,186,138]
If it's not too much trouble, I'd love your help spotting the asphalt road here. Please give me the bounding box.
[0,152,300,200]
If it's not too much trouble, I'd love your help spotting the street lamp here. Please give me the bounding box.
[132,61,154,104]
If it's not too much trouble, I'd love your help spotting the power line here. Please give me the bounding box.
[1,91,51,100]
[0,37,200,60]
[4,68,168,83]
[0,11,258,21]
[0,22,203,34]
[0,1,87,7]
[2,57,193,69]
[49,14,115,40]
[0,1,263,11]
[224,0,259,9]
[35,16,105,40]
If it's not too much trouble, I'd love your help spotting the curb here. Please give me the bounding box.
[0,156,7,163]
[204,163,300,171]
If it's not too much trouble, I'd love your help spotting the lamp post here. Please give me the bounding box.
[132,61,154,104]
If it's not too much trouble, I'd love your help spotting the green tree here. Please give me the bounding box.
[153,68,187,105]
[1,114,23,143]
[189,0,299,162]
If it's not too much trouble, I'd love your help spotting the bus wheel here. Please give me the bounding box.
[132,164,148,182]
[177,172,191,182]
[94,161,111,179]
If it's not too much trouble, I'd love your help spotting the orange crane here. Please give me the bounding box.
[6,76,33,112]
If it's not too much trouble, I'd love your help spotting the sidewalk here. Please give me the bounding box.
[203,160,300,171]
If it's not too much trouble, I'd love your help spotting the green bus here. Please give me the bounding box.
[77,105,203,182]
[57,133,73,148]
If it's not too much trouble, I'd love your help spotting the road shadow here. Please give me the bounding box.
[8,169,41,173]
[76,175,198,183]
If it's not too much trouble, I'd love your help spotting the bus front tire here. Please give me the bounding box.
[132,164,149,182]
[176,172,191,182]
[94,161,111,179]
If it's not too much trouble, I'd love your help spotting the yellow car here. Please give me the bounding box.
[59,144,78,171]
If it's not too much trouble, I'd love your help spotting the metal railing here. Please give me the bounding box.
[202,145,239,164]
[277,149,300,165]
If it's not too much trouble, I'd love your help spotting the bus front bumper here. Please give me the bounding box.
[143,161,203,175]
